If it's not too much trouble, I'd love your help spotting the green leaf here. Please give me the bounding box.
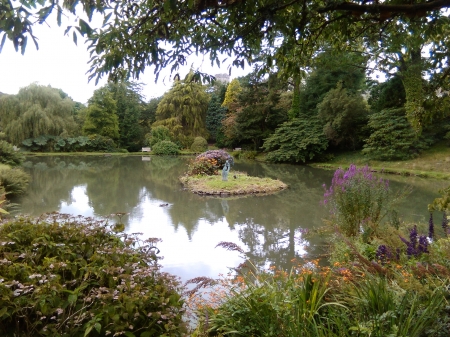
[102,13,112,27]
[94,322,101,333]
[124,332,136,337]
[20,36,27,55]
[83,325,94,337]
[140,332,151,337]
[64,26,72,36]
[68,293,77,304]
[0,33,7,53]
[0,306,8,317]
[79,19,93,36]
[57,5,62,26]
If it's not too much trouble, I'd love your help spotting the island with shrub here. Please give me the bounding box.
[179,150,288,196]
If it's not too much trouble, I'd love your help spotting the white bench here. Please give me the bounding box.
[234,148,242,151]
[141,147,151,152]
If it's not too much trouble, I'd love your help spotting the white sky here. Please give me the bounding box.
[0,11,250,104]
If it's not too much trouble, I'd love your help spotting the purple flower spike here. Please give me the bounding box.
[428,213,434,240]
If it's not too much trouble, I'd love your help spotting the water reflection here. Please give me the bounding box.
[14,156,443,280]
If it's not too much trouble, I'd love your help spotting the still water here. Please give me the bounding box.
[12,155,446,281]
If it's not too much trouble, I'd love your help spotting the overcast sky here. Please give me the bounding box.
[0,11,249,104]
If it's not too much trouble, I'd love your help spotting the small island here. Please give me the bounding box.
[180,150,288,196]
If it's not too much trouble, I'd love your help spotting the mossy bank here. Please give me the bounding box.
[180,171,288,196]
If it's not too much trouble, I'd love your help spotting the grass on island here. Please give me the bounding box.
[310,141,450,179]
[180,171,288,196]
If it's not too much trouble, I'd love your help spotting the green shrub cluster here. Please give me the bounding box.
[190,137,208,152]
[262,117,328,163]
[0,140,24,166]
[362,108,429,160]
[0,214,186,336]
[0,167,30,196]
[151,140,179,155]
[146,126,172,148]
[21,135,117,153]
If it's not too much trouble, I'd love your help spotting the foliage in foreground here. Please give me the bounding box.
[0,214,185,337]
[188,247,449,337]
[0,167,30,196]
[0,140,24,166]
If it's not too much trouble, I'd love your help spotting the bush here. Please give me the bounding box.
[147,126,172,147]
[0,167,30,196]
[362,108,429,160]
[262,117,329,163]
[0,214,186,336]
[190,137,208,152]
[323,164,391,238]
[186,150,233,176]
[152,140,179,155]
[0,140,24,166]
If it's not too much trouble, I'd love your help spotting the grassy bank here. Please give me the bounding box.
[180,171,288,196]
[310,142,450,179]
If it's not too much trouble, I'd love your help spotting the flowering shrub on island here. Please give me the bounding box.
[323,164,390,238]
[187,150,233,176]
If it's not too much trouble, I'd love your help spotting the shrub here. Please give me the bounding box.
[262,117,328,163]
[147,125,172,147]
[0,140,24,166]
[0,167,30,196]
[190,137,208,152]
[362,108,429,160]
[323,164,391,238]
[0,214,186,336]
[186,150,233,176]
[152,140,179,155]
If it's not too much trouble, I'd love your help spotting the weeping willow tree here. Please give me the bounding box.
[153,72,210,148]
[0,84,77,145]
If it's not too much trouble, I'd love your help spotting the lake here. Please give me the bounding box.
[12,155,446,281]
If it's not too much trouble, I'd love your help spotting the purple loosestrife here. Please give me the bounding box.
[442,212,448,235]
[323,164,391,238]
[428,213,434,240]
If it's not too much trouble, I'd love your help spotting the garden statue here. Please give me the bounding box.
[222,159,231,181]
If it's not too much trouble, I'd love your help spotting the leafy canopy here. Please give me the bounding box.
[2,0,450,84]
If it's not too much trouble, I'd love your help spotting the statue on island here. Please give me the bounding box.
[222,159,231,181]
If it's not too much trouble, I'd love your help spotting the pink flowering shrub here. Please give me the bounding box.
[323,164,391,238]
[0,214,185,336]
[186,150,233,176]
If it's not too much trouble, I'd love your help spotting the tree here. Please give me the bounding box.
[153,72,210,148]
[3,0,450,129]
[0,84,77,145]
[362,108,429,160]
[298,49,367,118]
[106,81,145,151]
[262,116,328,163]
[83,87,119,141]
[317,82,369,150]
[232,73,289,150]
[205,90,227,142]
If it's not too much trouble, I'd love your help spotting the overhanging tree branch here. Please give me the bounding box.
[318,0,450,17]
